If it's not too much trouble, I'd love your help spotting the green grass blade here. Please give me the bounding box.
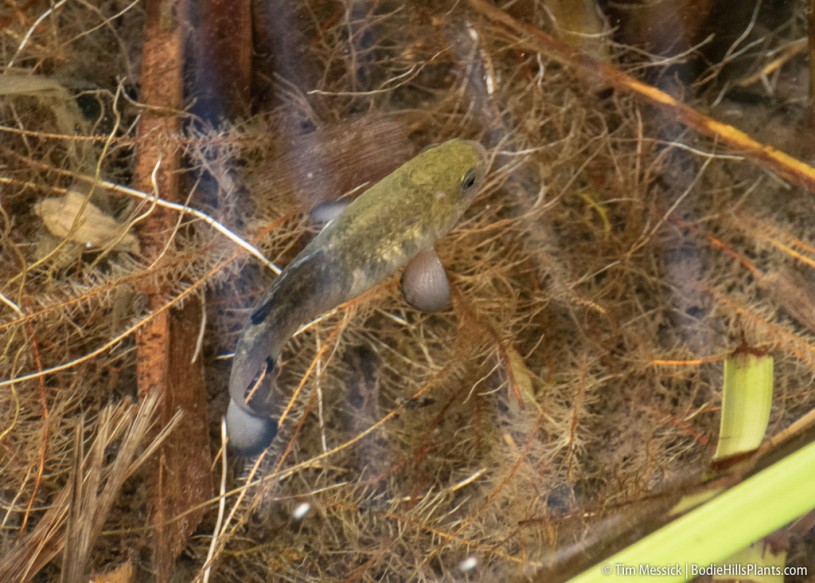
[570,439,815,582]
[714,353,774,460]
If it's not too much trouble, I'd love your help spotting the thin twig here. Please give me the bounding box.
[468,0,815,192]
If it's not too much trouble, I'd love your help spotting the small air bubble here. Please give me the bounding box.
[292,501,311,521]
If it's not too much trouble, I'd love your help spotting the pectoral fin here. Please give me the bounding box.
[400,248,451,312]
[310,199,351,228]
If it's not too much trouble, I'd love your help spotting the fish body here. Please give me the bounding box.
[227,139,488,455]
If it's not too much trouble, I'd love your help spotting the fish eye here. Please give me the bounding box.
[460,168,478,192]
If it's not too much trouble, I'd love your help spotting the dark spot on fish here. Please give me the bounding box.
[250,296,273,325]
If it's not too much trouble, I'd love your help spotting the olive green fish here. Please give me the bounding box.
[227,139,488,455]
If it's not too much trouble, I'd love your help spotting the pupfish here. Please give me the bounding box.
[226,139,488,455]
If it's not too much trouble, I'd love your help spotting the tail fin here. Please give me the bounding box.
[226,248,338,455]
[227,280,286,456]
[226,399,278,456]
[227,347,277,456]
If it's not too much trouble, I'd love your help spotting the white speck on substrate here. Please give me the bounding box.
[292,501,311,521]
[459,556,477,572]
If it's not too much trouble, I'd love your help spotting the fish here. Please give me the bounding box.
[226,139,489,455]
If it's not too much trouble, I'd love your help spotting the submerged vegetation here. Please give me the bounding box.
[1,0,815,581]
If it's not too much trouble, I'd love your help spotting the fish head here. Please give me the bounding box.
[412,139,489,238]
